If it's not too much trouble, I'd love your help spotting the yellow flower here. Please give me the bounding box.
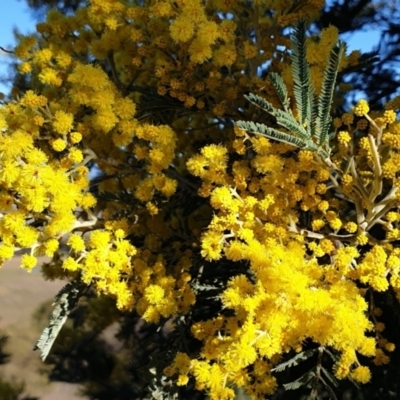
[197,21,219,45]
[353,99,370,116]
[53,110,74,135]
[0,245,14,260]
[69,131,82,144]
[225,241,247,262]
[159,177,177,197]
[34,48,52,64]
[39,67,62,86]
[144,284,165,305]
[344,221,358,233]
[213,44,237,67]
[62,257,81,272]
[337,130,351,144]
[67,234,86,252]
[383,109,396,124]
[43,238,59,257]
[385,342,395,352]
[350,366,371,383]
[21,254,37,272]
[189,38,212,64]
[89,230,111,249]
[20,90,48,108]
[52,138,67,152]
[68,148,84,163]
[0,160,20,186]
[169,15,194,43]
[19,62,32,74]
[16,226,39,247]
[243,40,258,59]
[341,112,354,125]
[210,186,237,212]
[146,201,159,216]
[200,230,223,261]
[80,193,97,209]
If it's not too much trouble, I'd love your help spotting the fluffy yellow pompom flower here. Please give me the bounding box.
[383,109,396,124]
[337,130,351,144]
[39,68,62,86]
[350,366,371,383]
[19,62,32,74]
[144,284,165,305]
[62,257,81,272]
[53,110,74,135]
[52,138,67,152]
[43,238,60,257]
[354,99,370,117]
[21,254,37,272]
[89,230,111,249]
[68,234,86,252]
[0,245,14,261]
[69,131,82,144]
[189,38,212,64]
[169,15,194,43]
[20,90,48,108]
[213,44,237,67]
[68,148,84,163]
[200,230,223,261]
[80,193,97,209]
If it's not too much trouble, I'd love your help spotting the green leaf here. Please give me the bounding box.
[309,90,320,140]
[272,348,317,372]
[319,375,338,400]
[237,19,342,163]
[283,368,316,390]
[321,366,339,388]
[317,41,345,147]
[244,93,309,139]
[244,92,276,114]
[324,348,339,362]
[291,19,312,127]
[236,120,307,149]
[34,280,86,361]
[269,72,290,111]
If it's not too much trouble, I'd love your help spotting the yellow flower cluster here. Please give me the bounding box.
[184,33,400,398]
[0,103,95,268]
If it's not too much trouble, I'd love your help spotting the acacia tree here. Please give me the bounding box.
[1,0,400,399]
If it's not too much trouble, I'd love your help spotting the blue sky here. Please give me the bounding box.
[0,0,383,94]
[0,1,36,92]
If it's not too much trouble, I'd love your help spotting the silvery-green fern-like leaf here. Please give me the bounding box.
[309,89,319,139]
[269,72,290,111]
[272,348,317,372]
[34,280,86,361]
[283,368,316,390]
[244,92,275,114]
[317,41,345,147]
[245,93,309,139]
[291,20,312,127]
[237,19,343,162]
[236,120,307,149]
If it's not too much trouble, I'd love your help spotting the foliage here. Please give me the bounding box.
[1,0,400,399]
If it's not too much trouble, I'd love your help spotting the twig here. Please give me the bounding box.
[0,46,13,54]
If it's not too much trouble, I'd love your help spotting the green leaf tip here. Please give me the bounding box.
[237,19,344,163]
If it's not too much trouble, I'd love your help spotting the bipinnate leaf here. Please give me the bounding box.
[317,41,345,147]
[272,348,317,372]
[291,19,312,127]
[283,368,316,390]
[34,279,86,361]
[237,19,344,162]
